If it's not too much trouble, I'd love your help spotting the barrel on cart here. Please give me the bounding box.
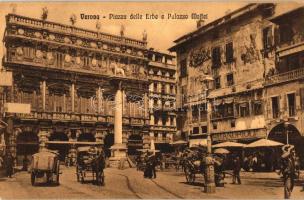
[30,150,60,186]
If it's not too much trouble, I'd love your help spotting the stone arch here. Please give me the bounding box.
[77,132,96,142]
[48,131,69,161]
[267,122,304,168]
[128,134,143,155]
[16,129,39,165]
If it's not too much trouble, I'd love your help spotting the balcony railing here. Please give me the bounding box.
[265,67,304,85]
[16,111,148,125]
[7,14,147,48]
[150,125,176,132]
[211,112,236,121]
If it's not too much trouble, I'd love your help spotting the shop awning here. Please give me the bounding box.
[189,139,207,147]
[213,141,245,148]
[245,139,284,148]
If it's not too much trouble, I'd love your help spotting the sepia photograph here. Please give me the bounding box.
[0,1,304,199]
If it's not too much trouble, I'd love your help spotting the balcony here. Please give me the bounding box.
[154,137,172,144]
[149,61,176,70]
[265,67,304,86]
[211,112,236,121]
[15,110,148,126]
[150,125,176,132]
[149,75,176,83]
[7,14,146,49]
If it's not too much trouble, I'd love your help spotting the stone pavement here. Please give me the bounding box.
[1,166,304,199]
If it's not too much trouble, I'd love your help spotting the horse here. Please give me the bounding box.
[91,152,106,186]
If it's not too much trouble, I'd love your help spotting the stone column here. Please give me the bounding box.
[42,80,46,111]
[38,129,50,151]
[109,81,128,168]
[97,86,102,113]
[114,87,123,144]
[71,83,75,112]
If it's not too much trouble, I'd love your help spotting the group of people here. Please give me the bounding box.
[136,151,158,179]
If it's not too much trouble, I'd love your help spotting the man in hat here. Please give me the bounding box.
[232,155,241,184]
[4,151,15,178]
[280,145,296,199]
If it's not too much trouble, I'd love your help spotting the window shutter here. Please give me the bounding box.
[274,26,280,46]
[300,88,304,109]
[268,98,272,118]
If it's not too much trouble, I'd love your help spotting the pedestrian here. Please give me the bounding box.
[22,155,29,171]
[5,151,15,178]
[143,152,152,178]
[232,155,241,184]
[150,153,157,179]
[280,145,296,199]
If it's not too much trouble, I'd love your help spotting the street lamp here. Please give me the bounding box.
[200,75,215,193]
[284,121,290,145]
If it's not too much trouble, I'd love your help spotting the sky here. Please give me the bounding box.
[0,2,302,56]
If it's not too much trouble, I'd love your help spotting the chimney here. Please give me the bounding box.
[197,20,205,28]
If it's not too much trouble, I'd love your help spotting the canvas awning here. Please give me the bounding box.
[189,139,207,147]
[213,141,245,148]
[245,139,284,148]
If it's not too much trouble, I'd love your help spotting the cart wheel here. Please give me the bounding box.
[31,172,35,186]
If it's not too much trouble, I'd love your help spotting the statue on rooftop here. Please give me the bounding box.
[41,7,48,21]
[70,14,77,26]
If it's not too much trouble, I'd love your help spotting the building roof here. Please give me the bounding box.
[269,6,304,24]
[169,3,274,52]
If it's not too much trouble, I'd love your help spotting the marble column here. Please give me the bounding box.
[42,80,46,111]
[71,83,75,112]
[109,81,128,168]
[114,87,123,145]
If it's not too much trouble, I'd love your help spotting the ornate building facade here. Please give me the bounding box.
[1,13,176,163]
[170,3,304,164]
[147,49,176,151]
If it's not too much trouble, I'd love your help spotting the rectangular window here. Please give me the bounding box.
[226,73,234,86]
[287,93,296,117]
[263,26,273,49]
[201,126,207,134]
[252,101,263,115]
[180,59,187,78]
[214,76,221,89]
[271,96,280,118]
[280,24,293,44]
[225,42,234,63]
[212,47,221,68]
[193,127,199,134]
[239,102,249,117]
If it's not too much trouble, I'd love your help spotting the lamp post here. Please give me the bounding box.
[200,75,215,193]
[284,121,290,145]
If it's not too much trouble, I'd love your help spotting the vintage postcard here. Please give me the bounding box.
[0,1,304,199]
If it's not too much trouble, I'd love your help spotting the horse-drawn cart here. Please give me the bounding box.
[76,146,105,185]
[30,150,60,186]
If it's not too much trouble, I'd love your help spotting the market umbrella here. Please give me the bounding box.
[245,139,284,148]
[214,148,230,154]
[213,141,245,148]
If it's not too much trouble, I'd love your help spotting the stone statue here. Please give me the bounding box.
[41,7,48,21]
[142,30,147,41]
[96,20,101,32]
[120,25,125,37]
[110,61,125,76]
[70,14,77,26]
[138,66,147,78]
[10,4,17,14]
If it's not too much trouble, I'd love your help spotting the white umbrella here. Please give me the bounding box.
[245,139,284,148]
[213,141,245,148]
[214,148,230,154]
